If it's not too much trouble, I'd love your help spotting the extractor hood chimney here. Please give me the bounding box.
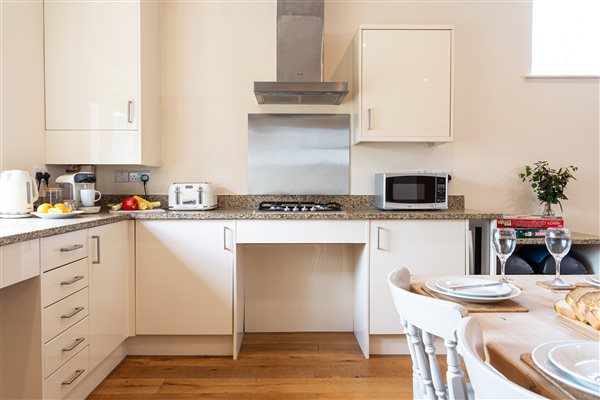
[254,0,349,105]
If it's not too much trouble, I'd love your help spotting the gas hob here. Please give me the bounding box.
[257,201,344,213]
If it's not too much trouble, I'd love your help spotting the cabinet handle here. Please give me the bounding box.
[60,244,84,252]
[377,226,383,250]
[127,100,134,123]
[92,235,100,264]
[61,306,84,319]
[223,227,232,251]
[367,108,373,130]
[61,369,85,385]
[60,275,84,286]
[62,337,85,352]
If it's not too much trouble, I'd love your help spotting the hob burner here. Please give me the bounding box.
[257,201,344,213]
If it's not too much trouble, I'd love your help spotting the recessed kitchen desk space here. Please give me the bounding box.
[235,219,371,359]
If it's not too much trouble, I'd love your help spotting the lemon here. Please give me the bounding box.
[47,208,64,214]
[36,203,53,213]
[53,203,72,213]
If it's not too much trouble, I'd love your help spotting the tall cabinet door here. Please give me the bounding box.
[136,221,234,335]
[88,221,130,370]
[369,220,467,334]
[44,0,139,130]
[361,28,452,140]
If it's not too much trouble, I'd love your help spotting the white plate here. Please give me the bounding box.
[548,342,600,388]
[109,208,165,213]
[588,276,600,284]
[78,206,101,214]
[31,211,84,219]
[533,341,600,396]
[436,277,513,297]
[585,277,600,287]
[0,213,32,219]
[425,279,521,304]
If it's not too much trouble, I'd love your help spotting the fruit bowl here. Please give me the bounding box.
[31,211,84,219]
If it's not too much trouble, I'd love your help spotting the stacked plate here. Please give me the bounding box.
[532,340,600,396]
[585,276,600,288]
[425,277,521,304]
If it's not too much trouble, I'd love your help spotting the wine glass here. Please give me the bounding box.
[544,228,572,288]
[492,228,516,283]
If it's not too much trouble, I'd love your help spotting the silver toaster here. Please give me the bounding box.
[168,183,218,211]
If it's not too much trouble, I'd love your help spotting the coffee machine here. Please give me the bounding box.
[55,172,97,206]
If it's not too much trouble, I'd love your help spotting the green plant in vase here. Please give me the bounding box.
[518,161,578,217]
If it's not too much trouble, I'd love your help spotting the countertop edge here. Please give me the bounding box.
[2,210,599,246]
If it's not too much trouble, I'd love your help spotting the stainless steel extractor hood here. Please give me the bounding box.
[254,0,349,105]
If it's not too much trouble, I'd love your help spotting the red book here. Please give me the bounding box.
[496,216,564,229]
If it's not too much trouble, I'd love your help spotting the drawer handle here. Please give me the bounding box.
[60,244,84,252]
[61,369,85,385]
[62,337,85,352]
[60,275,84,286]
[61,306,84,319]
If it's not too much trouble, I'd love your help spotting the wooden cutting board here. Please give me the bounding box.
[410,283,528,313]
[556,314,600,341]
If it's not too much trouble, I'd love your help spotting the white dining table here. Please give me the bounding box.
[413,275,599,399]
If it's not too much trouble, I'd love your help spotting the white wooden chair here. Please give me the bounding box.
[388,268,470,400]
[457,317,547,400]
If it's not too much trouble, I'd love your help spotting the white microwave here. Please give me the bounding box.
[374,173,449,210]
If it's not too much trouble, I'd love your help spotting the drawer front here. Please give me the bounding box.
[42,258,89,307]
[43,345,89,400]
[0,239,40,289]
[42,230,88,272]
[44,288,89,343]
[44,317,89,378]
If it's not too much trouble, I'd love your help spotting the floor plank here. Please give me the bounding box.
[87,333,415,400]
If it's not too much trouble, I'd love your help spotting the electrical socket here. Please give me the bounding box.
[33,166,48,175]
[129,170,150,183]
[115,170,130,183]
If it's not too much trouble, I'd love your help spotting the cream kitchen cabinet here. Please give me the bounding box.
[136,220,235,335]
[44,0,160,165]
[353,25,453,144]
[88,221,130,370]
[369,220,468,334]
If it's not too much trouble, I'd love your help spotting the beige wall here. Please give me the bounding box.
[1,1,597,234]
[94,0,599,234]
[0,0,45,173]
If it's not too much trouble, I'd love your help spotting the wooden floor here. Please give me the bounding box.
[87,333,424,400]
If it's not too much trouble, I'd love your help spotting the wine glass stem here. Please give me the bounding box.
[555,257,562,281]
[500,259,506,282]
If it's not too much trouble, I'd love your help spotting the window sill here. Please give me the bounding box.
[523,74,600,79]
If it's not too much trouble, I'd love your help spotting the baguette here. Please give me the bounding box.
[554,299,577,320]
[566,287,598,308]
[575,291,600,322]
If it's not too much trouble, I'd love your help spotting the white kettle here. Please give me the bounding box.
[0,170,39,217]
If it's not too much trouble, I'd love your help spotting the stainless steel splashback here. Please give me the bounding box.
[248,114,350,195]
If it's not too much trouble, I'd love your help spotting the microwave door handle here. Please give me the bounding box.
[198,187,203,205]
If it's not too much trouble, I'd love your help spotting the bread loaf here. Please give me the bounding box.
[554,299,577,319]
[584,307,600,330]
[565,286,597,308]
[575,291,600,322]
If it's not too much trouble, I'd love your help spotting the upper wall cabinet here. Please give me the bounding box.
[352,25,453,144]
[44,0,160,165]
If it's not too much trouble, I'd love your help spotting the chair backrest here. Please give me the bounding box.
[457,317,547,400]
[388,268,469,400]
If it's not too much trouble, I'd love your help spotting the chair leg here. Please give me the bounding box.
[445,337,469,400]
[407,323,436,399]
[423,331,447,400]
[403,319,426,399]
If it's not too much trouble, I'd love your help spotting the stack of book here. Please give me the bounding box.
[496,215,564,238]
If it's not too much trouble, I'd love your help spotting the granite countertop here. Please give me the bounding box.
[0,214,128,246]
[2,197,599,246]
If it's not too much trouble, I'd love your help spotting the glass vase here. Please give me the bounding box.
[542,202,555,217]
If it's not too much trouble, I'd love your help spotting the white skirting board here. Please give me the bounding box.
[65,342,126,400]
[127,335,233,356]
